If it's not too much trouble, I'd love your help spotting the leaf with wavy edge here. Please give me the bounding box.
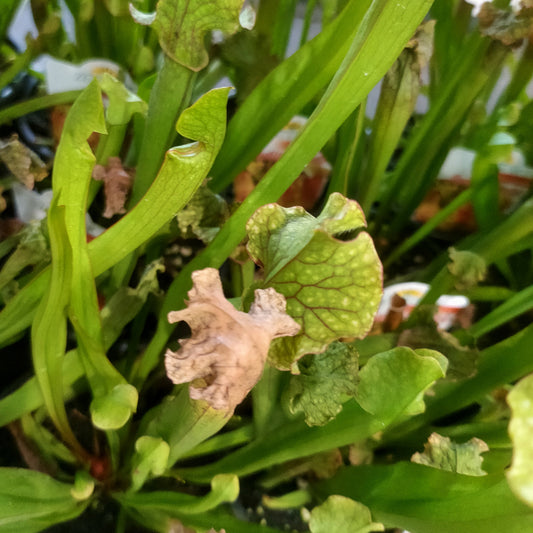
[246,193,382,370]
[165,268,300,411]
[411,432,489,476]
[130,0,244,71]
[98,73,147,126]
[310,495,384,533]
[357,347,448,421]
[288,342,359,426]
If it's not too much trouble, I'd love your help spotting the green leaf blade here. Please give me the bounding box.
[507,373,533,507]
[0,468,90,532]
[30,202,75,446]
[356,347,448,422]
[314,463,533,533]
[210,0,373,188]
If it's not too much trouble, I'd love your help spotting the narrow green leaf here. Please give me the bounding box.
[309,495,384,533]
[211,0,373,189]
[288,342,359,426]
[411,432,489,476]
[358,20,434,212]
[421,199,533,305]
[118,474,239,515]
[247,194,382,369]
[176,399,378,482]
[314,463,533,533]
[469,284,533,339]
[51,79,129,407]
[122,505,281,533]
[377,38,508,235]
[0,467,90,532]
[507,373,533,507]
[0,90,83,126]
[356,347,448,421]
[0,261,163,426]
[132,0,244,71]
[30,200,78,450]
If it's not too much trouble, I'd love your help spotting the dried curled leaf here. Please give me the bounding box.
[0,134,48,189]
[478,3,533,46]
[92,156,134,218]
[411,432,489,476]
[165,268,300,411]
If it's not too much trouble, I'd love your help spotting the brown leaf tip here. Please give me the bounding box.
[165,268,300,411]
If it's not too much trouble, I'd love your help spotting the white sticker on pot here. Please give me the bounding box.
[376,282,469,330]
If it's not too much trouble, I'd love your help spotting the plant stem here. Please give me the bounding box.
[384,188,473,268]
[177,424,254,459]
[496,41,533,108]
[0,47,35,91]
[95,123,127,165]
[375,39,507,237]
[271,0,298,58]
[468,284,533,339]
[130,56,196,205]
[327,101,366,197]
[421,198,533,304]
[299,0,318,47]
[0,90,83,125]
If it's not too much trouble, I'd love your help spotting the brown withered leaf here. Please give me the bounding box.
[478,3,533,46]
[0,134,48,189]
[406,20,435,70]
[165,268,300,411]
[92,156,134,218]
